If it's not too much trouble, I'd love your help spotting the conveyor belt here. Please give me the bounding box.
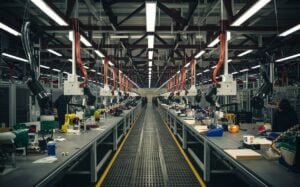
[102,103,200,187]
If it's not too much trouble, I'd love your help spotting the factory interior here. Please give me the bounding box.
[0,0,300,186]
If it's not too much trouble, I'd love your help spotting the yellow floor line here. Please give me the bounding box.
[95,112,142,187]
[158,110,207,187]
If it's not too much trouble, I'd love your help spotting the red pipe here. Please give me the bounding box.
[212,32,226,85]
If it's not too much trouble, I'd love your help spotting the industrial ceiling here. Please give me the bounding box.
[0,0,300,88]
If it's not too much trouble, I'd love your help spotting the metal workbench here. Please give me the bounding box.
[0,103,142,187]
[158,104,300,187]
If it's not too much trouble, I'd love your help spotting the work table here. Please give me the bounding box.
[158,104,300,187]
[0,104,141,187]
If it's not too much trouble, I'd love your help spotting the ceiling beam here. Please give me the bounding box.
[157,2,187,26]
[118,3,145,26]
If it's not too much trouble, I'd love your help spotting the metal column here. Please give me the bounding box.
[90,142,97,183]
[204,140,211,181]
[9,83,16,127]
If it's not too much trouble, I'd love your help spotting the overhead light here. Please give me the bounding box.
[251,65,261,69]
[68,31,93,47]
[184,62,190,68]
[227,59,232,63]
[279,24,300,37]
[40,65,50,69]
[0,22,21,36]
[211,65,217,69]
[63,71,69,75]
[208,37,219,48]
[238,49,253,57]
[231,0,271,26]
[196,72,202,76]
[148,35,154,49]
[176,70,180,74]
[90,69,96,72]
[97,72,102,75]
[68,59,72,62]
[52,68,61,72]
[203,69,210,73]
[149,68,152,71]
[146,2,157,32]
[108,61,114,66]
[31,0,68,26]
[207,32,231,47]
[47,49,62,57]
[83,65,89,69]
[240,68,249,73]
[95,50,105,58]
[1,53,28,63]
[275,53,300,62]
[148,51,153,60]
[80,35,92,47]
[195,50,205,59]
[149,61,153,67]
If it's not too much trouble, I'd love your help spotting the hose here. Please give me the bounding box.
[212,32,226,85]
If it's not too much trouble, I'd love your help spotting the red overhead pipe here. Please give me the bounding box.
[181,67,186,93]
[190,58,195,86]
[74,19,88,88]
[104,57,109,85]
[212,32,226,85]
[112,67,117,95]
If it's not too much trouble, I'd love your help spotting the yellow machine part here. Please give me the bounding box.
[61,113,77,133]
[225,113,236,124]
[94,109,106,120]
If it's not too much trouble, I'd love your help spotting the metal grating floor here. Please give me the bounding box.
[102,104,200,187]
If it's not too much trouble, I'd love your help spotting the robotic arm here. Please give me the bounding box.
[251,71,272,110]
[21,22,50,113]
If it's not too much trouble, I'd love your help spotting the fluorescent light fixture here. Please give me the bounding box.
[231,0,271,26]
[148,35,154,49]
[240,68,249,72]
[149,61,153,67]
[275,53,300,62]
[184,62,190,68]
[227,59,232,63]
[146,2,157,32]
[211,65,216,69]
[40,65,50,69]
[68,59,72,62]
[208,37,219,48]
[97,72,101,75]
[148,51,153,60]
[69,31,93,47]
[195,50,205,59]
[176,71,180,74]
[279,24,300,37]
[251,65,261,69]
[95,50,105,58]
[52,68,61,72]
[0,22,21,36]
[83,65,89,69]
[108,61,114,66]
[47,49,62,57]
[90,69,96,72]
[31,0,68,26]
[238,49,253,57]
[80,35,92,47]
[63,71,69,75]
[1,53,28,63]
[207,32,231,47]
[196,72,202,76]
[203,69,210,73]
[149,68,152,71]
